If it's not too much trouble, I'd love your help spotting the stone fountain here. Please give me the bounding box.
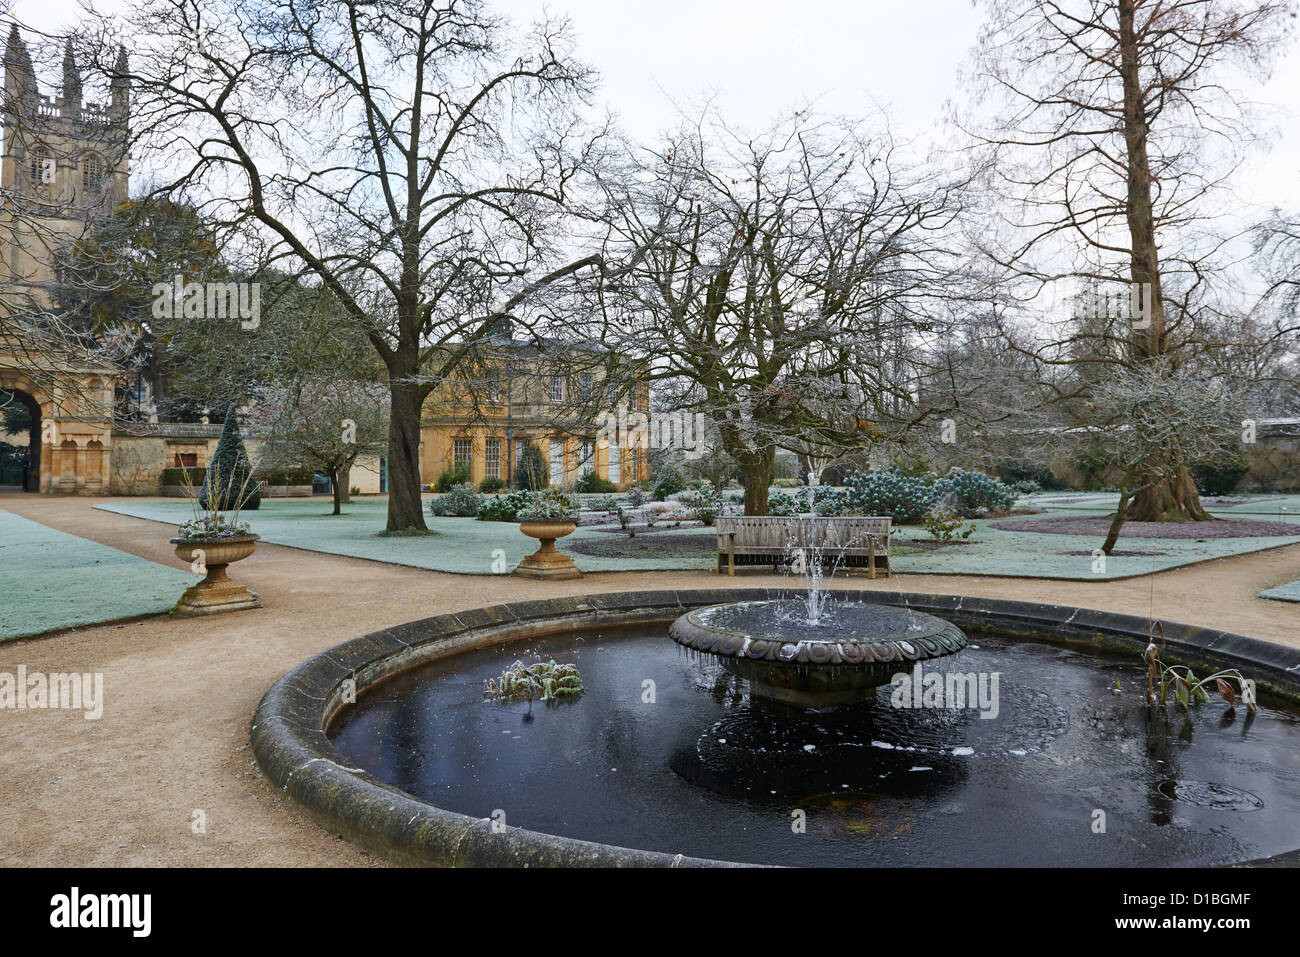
[669,599,967,707]
[671,521,967,707]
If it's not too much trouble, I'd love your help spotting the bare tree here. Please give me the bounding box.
[87,0,614,531]
[964,0,1296,520]
[1249,211,1300,413]
[1254,212,1300,319]
[591,108,973,514]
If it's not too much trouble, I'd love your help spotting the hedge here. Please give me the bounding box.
[161,466,207,486]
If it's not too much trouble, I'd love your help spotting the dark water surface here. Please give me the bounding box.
[329,626,1300,866]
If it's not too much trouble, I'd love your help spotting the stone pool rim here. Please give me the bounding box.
[250,588,1300,868]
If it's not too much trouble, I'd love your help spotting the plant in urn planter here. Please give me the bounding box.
[172,456,262,616]
[514,488,582,580]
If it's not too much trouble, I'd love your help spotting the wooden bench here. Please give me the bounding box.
[716,515,892,578]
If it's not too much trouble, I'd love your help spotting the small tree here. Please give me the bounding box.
[249,379,388,515]
[200,407,259,511]
[1091,366,1244,554]
[682,442,738,492]
[594,107,970,515]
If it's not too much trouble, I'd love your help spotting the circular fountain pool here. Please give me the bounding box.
[253,589,1300,867]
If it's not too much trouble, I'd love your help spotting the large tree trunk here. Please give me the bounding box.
[1118,0,1166,363]
[338,462,351,504]
[330,466,342,516]
[385,375,429,532]
[736,448,775,516]
[1116,2,1213,524]
[1126,466,1211,522]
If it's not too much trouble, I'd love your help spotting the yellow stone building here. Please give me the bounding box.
[420,338,650,490]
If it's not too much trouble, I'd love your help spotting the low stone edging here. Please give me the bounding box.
[251,588,1300,868]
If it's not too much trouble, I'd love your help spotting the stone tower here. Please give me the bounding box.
[1,27,129,312]
[0,28,127,493]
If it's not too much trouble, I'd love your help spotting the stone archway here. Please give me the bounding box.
[0,345,117,494]
[0,385,42,491]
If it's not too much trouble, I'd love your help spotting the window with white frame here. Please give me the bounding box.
[549,375,565,402]
[485,439,501,479]
[607,442,621,485]
[580,374,593,399]
[549,438,565,485]
[578,440,594,473]
[453,438,472,472]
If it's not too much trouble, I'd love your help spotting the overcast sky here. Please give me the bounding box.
[13,0,1300,225]
[520,0,1300,213]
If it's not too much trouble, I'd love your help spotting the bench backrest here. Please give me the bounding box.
[716,515,891,549]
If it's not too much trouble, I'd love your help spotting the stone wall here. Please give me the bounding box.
[109,425,223,495]
[1241,429,1300,493]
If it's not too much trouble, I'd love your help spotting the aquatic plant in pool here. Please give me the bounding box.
[484,660,585,704]
[1144,632,1256,714]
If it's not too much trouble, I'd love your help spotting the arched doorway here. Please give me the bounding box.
[2,338,118,494]
[0,387,42,492]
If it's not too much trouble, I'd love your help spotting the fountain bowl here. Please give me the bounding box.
[669,599,968,707]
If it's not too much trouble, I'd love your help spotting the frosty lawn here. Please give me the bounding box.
[1261,578,1300,603]
[93,496,1300,581]
[890,515,1300,580]
[95,497,715,573]
[0,507,198,641]
[1027,490,1300,520]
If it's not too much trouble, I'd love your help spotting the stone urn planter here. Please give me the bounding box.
[514,519,582,580]
[170,534,263,616]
